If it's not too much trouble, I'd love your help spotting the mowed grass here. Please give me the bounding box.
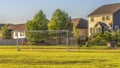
[0,45,120,68]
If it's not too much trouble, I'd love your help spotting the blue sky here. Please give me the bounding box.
[0,0,120,24]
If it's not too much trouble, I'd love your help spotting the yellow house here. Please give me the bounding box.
[88,3,120,36]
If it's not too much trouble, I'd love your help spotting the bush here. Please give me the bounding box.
[117,42,120,47]
[85,41,91,47]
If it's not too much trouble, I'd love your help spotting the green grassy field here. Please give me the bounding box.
[0,45,120,68]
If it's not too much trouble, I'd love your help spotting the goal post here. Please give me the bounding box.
[16,30,69,51]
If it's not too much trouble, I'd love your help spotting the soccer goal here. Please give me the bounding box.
[16,30,69,51]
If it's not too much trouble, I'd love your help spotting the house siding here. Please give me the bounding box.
[88,15,113,36]
[13,32,25,39]
[113,10,120,29]
[78,29,88,39]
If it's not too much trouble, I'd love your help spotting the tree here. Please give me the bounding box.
[91,31,120,48]
[73,27,81,45]
[48,9,73,31]
[26,10,48,30]
[73,27,79,38]
[1,25,11,39]
[25,10,48,44]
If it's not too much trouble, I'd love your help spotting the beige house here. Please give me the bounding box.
[72,18,88,39]
[88,3,120,36]
[8,24,26,39]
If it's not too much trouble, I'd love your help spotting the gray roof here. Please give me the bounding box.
[88,3,120,17]
[72,18,88,29]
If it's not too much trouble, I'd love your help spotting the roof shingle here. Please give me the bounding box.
[88,3,120,16]
[8,24,26,31]
[72,18,88,29]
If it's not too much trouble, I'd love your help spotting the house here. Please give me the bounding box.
[8,24,26,39]
[88,3,120,36]
[72,18,88,39]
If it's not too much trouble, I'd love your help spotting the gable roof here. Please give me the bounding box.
[88,3,120,17]
[8,24,26,31]
[72,18,88,29]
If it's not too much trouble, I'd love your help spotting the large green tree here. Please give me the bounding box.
[48,9,73,31]
[25,10,48,44]
[1,25,11,39]
[26,10,48,30]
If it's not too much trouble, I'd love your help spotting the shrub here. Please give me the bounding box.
[85,41,91,47]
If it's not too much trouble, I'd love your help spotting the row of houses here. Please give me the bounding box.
[6,18,88,39]
[0,3,120,39]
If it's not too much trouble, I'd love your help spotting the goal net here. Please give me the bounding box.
[16,30,69,51]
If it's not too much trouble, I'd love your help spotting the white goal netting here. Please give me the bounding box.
[16,30,69,51]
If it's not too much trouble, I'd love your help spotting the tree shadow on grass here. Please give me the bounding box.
[0,59,91,65]
[0,58,118,67]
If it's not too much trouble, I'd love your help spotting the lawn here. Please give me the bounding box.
[0,45,120,68]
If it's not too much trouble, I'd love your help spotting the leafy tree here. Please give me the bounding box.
[26,10,48,30]
[91,32,110,45]
[1,25,11,39]
[91,30,120,48]
[48,9,73,31]
[73,27,81,45]
[48,9,73,44]
[73,27,79,38]
[25,10,48,44]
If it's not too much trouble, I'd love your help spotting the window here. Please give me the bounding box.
[102,16,105,21]
[90,28,95,33]
[90,28,92,33]
[91,17,94,22]
[106,16,110,20]
[115,26,119,30]
[96,28,101,32]
[20,32,24,36]
[98,28,101,32]
[92,28,95,33]
[102,16,110,21]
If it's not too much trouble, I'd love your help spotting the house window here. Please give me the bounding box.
[115,26,119,30]
[90,28,92,33]
[102,16,105,21]
[91,18,94,22]
[93,28,95,33]
[90,28,95,33]
[98,28,101,32]
[20,32,24,36]
[106,16,110,20]
[96,28,101,33]
[102,16,110,21]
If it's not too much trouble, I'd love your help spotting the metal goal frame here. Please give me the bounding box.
[16,30,69,51]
